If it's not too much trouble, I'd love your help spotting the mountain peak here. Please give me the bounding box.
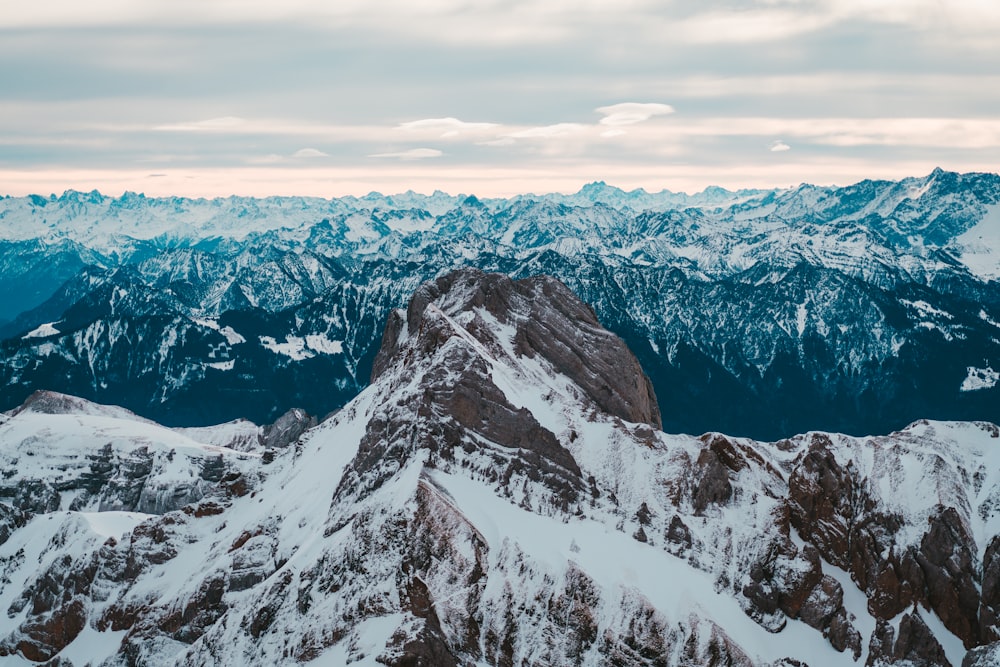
[579,180,625,199]
[12,389,153,423]
[373,268,661,430]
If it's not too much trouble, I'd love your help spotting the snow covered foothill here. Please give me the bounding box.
[0,391,259,517]
[956,204,1000,280]
[172,419,264,453]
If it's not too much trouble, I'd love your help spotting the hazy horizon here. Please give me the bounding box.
[3,1,998,198]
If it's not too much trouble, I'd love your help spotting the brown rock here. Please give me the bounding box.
[665,514,693,556]
[799,574,842,630]
[693,449,732,514]
[376,269,661,429]
[916,506,981,647]
[386,575,461,667]
[700,433,748,472]
[980,537,1000,643]
[787,438,854,570]
[867,613,950,667]
[825,608,862,659]
[15,597,88,662]
[867,619,896,667]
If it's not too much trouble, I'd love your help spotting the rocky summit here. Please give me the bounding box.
[0,269,997,666]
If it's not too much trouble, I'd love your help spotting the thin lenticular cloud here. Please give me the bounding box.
[155,117,246,132]
[292,148,328,158]
[507,123,585,139]
[596,103,675,126]
[369,148,443,160]
[478,137,516,147]
[397,118,499,138]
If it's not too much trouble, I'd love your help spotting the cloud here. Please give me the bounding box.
[397,118,499,138]
[596,103,675,126]
[601,129,627,138]
[0,0,650,45]
[478,137,516,147]
[155,117,246,132]
[292,148,328,158]
[769,140,791,152]
[675,9,834,44]
[619,117,1000,150]
[507,123,585,139]
[151,117,385,141]
[5,0,1000,54]
[369,148,443,160]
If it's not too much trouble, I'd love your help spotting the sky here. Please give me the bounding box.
[1,0,999,197]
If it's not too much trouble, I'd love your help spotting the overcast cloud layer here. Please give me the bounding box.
[2,0,998,196]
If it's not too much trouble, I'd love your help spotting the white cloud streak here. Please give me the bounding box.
[292,148,328,158]
[155,117,246,131]
[596,103,674,126]
[396,118,499,138]
[368,148,443,160]
[506,123,586,139]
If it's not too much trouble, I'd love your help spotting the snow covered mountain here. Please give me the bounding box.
[1,269,998,666]
[2,169,1000,438]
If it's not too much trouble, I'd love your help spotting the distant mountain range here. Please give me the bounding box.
[2,168,999,439]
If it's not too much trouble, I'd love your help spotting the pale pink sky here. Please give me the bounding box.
[2,1,998,197]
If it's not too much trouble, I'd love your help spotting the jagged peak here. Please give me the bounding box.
[373,268,661,430]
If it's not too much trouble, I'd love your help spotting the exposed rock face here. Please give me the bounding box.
[784,423,1000,657]
[964,641,1000,666]
[0,270,999,666]
[867,613,950,666]
[0,503,29,546]
[349,268,660,513]
[918,507,982,646]
[260,408,317,449]
[0,392,263,517]
[376,269,661,429]
[981,537,1000,640]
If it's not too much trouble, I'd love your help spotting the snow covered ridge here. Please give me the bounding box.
[0,169,997,280]
[2,169,1000,440]
[1,270,1000,666]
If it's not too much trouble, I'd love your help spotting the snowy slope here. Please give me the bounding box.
[0,391,260,517]
[1,270,999,665]
[956,204,1000,280]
